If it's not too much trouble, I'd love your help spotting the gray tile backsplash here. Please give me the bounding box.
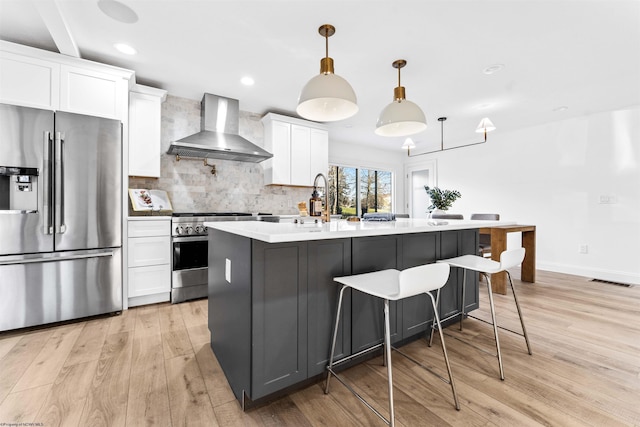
[129,95,311,214]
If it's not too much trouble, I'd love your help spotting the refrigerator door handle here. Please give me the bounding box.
[43,131,53,234]
[0,249,114,266]
[54,132,66,234]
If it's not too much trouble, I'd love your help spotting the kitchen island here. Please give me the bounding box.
[206,218,514,407]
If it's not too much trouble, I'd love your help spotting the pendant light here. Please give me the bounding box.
[475,117,496,141]
[297,24,358,122]
[401,116,497,157]
[401,137,416,155]
[375,59,427,137]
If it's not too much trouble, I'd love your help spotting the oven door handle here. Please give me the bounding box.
[172,235,208,243]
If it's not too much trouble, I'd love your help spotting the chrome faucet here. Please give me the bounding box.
[313,173,330,223]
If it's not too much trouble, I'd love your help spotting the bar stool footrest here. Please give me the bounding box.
[391,346,455,386]
[438,311,467,325]
[465,314,528,339]
[442,331,499,358]
[328,343,384,370]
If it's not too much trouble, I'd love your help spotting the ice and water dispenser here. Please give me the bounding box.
[0,166,38,213]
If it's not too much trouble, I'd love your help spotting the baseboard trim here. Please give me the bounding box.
[537,261,640,286]
[128,292,170,308]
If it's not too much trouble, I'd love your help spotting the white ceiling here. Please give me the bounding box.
[1,0,639,153]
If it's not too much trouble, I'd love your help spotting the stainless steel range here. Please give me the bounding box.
[171,212,257,303]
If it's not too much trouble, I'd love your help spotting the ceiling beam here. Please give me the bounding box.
[33,0,79,57]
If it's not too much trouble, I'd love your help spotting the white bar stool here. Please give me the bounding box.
[434,247,532,380]
[325,263,460,427]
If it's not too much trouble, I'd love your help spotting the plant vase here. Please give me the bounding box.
[428,208,447,220]
[424,186,462,219]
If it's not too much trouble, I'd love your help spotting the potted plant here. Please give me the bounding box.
[424,186,461,216]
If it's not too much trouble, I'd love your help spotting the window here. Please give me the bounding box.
[328,166,393,217]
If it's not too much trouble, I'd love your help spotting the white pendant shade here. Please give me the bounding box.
[297,24,358,122]
[476,117,496,133]
[401,138,416,150]
[376,59,427,137]
[297,73,358,122]
[375,99,427,137]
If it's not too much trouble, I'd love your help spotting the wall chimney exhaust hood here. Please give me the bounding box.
[167,94,273,163]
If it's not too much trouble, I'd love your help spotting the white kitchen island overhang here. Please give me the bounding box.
[204,218,516,243]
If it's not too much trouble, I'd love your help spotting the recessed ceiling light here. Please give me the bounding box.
[553,106,569,112]
[483,64,505,75]
[98,0,138,24]
[114,43,137,55]
[240,76,255,86]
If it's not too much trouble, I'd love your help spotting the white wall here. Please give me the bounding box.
[404,106,640,285]
[328,138,406,214]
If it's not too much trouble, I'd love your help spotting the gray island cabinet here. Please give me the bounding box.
[206,219,490,406]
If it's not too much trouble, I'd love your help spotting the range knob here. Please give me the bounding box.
[202,226,208,233]
[175,226,184,235]
[186,226,194,235]
[194,225,202,234]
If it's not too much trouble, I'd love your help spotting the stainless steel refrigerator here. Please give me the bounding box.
[0,103,122,331]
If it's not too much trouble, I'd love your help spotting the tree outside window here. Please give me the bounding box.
[328,166,392,217]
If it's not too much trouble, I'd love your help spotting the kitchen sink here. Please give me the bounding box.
[260,215,319,224]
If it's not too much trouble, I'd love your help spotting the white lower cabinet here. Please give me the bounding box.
[128,264,171,297]
[127,217,171,307]
[128,235,170,267]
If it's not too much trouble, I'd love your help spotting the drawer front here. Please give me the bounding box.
[128,219,171,237]
[128,236,170,267]
[1,248,121,331]
[128,264,171,297]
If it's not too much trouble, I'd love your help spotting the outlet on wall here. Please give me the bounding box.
[225,258,231,282]
[599,195,617,204]
[578,244,589,254]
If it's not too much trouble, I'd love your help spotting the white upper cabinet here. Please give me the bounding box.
[0,50,60,110]
[0,41,133,121]
[128,84,167,177]
[262,113,329,186]
[59,65,129,120]
[290,125,311,185]
[267,119,291,185]
[309,128,329,184]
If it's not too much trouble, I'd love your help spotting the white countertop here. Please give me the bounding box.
[128,215,171,221]
[205,218,517,243]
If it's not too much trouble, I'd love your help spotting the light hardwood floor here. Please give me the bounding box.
[0,269,639,426]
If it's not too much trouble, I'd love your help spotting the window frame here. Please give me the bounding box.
[328,164,395,217]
